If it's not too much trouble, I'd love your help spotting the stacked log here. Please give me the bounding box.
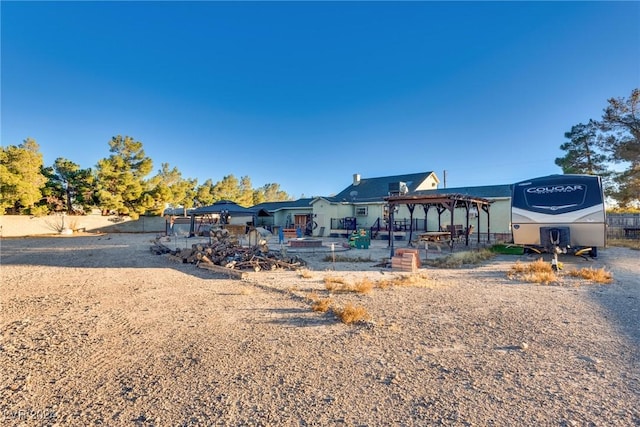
[149,233,306,273]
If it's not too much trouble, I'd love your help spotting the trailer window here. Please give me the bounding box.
[524,184,587,211]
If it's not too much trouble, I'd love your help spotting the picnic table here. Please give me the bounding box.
[418,231,452,242]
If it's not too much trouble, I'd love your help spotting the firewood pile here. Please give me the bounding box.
[150,228,306,274]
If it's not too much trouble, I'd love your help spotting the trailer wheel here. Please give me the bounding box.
[590,247,598,258]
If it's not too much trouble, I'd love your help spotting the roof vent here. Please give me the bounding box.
[353,173,361,186]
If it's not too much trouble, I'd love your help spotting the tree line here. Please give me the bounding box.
[0,135,292,218]
[3,88,637,217]
[555,88,639,208]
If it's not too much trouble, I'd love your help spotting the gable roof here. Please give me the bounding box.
[414,184,513,199]
[332,172,438,202]
[192,200,256,216]
[251,198,314,213]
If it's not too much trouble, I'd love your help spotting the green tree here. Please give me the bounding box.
[195,179,216,207]
[42,158,96,213]
[254,183,291,205]
[0,138,48,214]
[555,121,609,175]
[148,163,197,215]
[194,176,292,208]
[95,135,154,219]
[211,174,241,202]
[237,175,255,207]
[599,88,640,206]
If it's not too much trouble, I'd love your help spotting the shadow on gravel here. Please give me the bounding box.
[585,247,640,347]
[262,308,334,327]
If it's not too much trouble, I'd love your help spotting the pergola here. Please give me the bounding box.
[384,193,493,256]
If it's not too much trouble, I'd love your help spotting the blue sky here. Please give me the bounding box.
[2,1,639,199]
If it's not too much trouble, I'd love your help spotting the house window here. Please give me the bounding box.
[355,207,368,216]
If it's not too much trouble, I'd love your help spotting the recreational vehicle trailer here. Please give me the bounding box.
[511,174,606,258]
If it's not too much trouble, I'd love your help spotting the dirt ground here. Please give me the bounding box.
[1,233,639,426]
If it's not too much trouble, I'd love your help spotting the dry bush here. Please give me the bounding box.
[311,298,334,313]
[305,291,334,313]
[325,278,373,294]
[324,276,346,285]
[508,258,559,285]
[568,267,613,284]
[376,273,431,289]
[510,258,553,274]
[353,277,374,294]
[333,303,371,325]
[325,281,345,292]
[522,271,558,285]
[425,249,495,268]
[305,291,320,302]
[324,276,350,293]
[298,269,314,279]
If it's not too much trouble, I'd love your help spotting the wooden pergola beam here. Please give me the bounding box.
[385,193,493,255]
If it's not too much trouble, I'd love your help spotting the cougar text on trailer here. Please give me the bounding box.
[511,174,606,258]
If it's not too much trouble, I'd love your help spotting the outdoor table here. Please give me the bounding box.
[418,231,452,242]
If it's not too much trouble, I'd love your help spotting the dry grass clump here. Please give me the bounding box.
[354,277,374,293]
[567,267,613,284]
[324,276,346,285]
[305,291,320,302]
[425,249,495,268]
[305,292,335,313]
[311,297,334,312]
[608,238,640,250]
[510,258,553,274]
[333,303,371,325]
[508,258,559,285]
[306,292,369,322]
[325,277,374,294]
[376,273,431,289]
[522,271,559,285]
[298,269,314,279]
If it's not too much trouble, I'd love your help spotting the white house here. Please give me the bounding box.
[252,171,514,242]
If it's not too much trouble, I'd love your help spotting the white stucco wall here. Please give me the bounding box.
[0,214,167,237]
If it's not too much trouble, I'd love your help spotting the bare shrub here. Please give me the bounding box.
[508,258,559,285]
[298,269,314,279]
[568,267,613,284]
[325,278,372,294]
[333,303,371,325]
[376,273,431,289]
[425,249,495,268]
[522,271,558,285]
[324,276,346,285]
[305,291,320,302]
[353,278,374,294]
[311,298,334,313]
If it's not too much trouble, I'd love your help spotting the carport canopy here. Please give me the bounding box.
[189,200,257,236]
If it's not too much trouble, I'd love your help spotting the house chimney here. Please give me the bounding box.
[353,173,361,186]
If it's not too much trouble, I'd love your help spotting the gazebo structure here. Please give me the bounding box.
[188,200,256,237]
[384,193,493,256]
